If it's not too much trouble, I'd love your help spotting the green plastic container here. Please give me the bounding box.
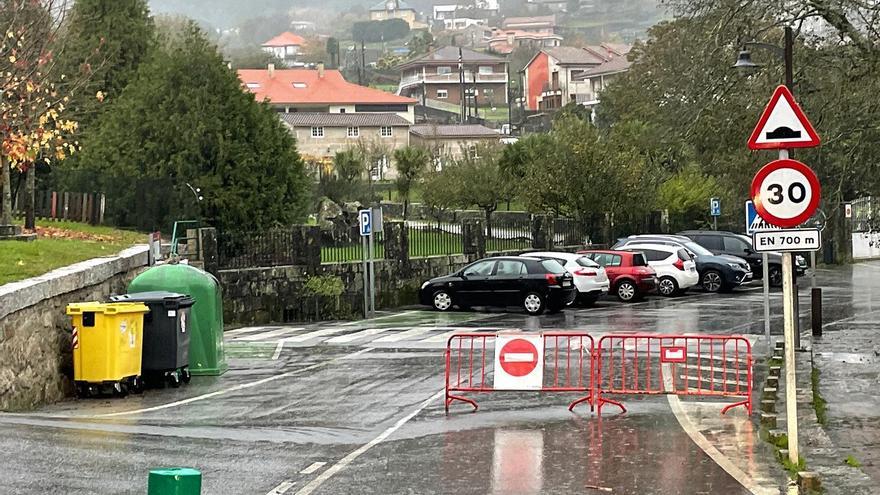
[127,264,227,376]
[148,467,202,495]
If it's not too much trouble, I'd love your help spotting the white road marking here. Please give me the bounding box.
[326,327,394,344]
[420,327,505,343]
[236,327,304,341]
[341,309,422,326]
[225,326,273,336]
[667,395,779,495]
[372,326,437,343]
[280,327,348,344]
[272,341,285,360]
[265,480,295,495]
[75,348,374,418]
[294,389,445,495]
[299,462,326,475]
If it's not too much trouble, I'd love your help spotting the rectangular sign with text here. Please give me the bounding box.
[753,229,821,252]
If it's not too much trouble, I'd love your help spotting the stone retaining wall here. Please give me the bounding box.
[0,246,149,411]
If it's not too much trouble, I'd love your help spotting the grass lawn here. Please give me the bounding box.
[0,220,144,286]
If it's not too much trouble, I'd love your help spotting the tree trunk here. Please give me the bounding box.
[25,165,35,230]
[0,156,12,226]
[484,208,493,238]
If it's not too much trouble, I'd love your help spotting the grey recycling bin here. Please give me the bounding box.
[110,291,195,387]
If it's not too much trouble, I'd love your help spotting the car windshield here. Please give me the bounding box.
[734,234,754,247]
[541,259,567,274]
[575,256,600,268]
[684,241,713,256]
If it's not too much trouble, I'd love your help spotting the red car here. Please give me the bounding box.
[577,250,657,302]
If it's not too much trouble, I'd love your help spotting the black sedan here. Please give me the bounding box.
[419,256,577,316]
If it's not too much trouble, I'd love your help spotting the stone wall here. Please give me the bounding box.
[0,246,149,411]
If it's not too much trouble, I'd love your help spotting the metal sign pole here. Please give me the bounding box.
[362,235,369,318]
[782,251,799,465]
[810,251,817,288]
[763,253,770,346]
[368,227,376,316]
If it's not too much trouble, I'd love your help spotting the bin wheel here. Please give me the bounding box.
[130,376,145,394]
[168,372,182,388]
[75,383,88,399]
[181,368,191,384]
[112,382,129,397]
[87,385,99,397]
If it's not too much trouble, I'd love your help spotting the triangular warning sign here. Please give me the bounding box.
[748,85,820,150]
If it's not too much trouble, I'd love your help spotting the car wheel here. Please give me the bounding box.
[701,270,723,293]
[615,280,638,302]
[768,265,783,287]
[658,276,678,297]
[432,290,454,312]
[523,292,545,316]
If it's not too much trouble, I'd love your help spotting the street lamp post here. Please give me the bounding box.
[733,25,802,466]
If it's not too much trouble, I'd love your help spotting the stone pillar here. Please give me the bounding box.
[292,225,321,272]
[531,214,553,250]
[383,221,409,263]
[199,227,219,277]
[462,219,486,259]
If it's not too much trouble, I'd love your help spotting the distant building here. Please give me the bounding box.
[501,15,557,34]
[409,124,501,161]
[525,0,568,13]
[261,32,306,62]
[487,29,563,54]
[443,17,488,30]
[370,0,425,28]
[521,44,631,111]
[396,46,509,108]
[238,65,417,177]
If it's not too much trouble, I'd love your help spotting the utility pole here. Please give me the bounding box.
[472,70,479,119]
[458,47,465,124]
[361,41,366,85]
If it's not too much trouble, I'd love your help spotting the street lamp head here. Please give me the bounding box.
[732,49,760,71]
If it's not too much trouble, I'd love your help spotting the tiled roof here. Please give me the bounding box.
[280,112,411,127]
[370,0,415,11]
[572,55,633,79]
[409,124,500,138]
[262,32,306,47]
[502,15,556,28]
[544,47,606,65]
[398,46,506,68]
[237,69,416,105]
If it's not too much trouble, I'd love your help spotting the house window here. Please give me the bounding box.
[436,89,448,99]
[347,126,359,138]
[478,65,493,74]
[246,82,260,89]
[311,126,324,138]
[380,126,393,137]
[437,66,452,75]
[292,82,307,88]
[467,145,479,159]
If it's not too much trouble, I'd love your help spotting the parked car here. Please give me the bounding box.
[522,251,610,306]
[612,235,752,292]
[419,256,576,316]
[678,230,807,287]
[617,243,699,296]
[577,250,657,302]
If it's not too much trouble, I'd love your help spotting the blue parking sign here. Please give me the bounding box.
[710,198,721,217]
[359,209,372,236]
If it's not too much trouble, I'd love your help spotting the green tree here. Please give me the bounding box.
[224,45,282,69]
[76,21,310,232]
[57,0,154,127]
[316,149,370,206]
[393,146,430,219]
[658,163,718,231]
[446,143,511,236]
[421,167,458,225]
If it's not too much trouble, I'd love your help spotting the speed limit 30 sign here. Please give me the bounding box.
[750,158,821,229]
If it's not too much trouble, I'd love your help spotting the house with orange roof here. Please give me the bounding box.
[261,32,306,62]
[238,64,418,178]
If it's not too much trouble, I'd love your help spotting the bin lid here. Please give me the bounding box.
[110,291,195,309]
[66,302,149,315]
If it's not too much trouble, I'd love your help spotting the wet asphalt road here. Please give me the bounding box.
[0,264,873,495]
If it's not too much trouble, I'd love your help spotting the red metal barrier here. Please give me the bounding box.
[445,332,595,413]
[595,334,752,416]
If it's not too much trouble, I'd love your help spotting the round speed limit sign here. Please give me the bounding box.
[751,158,821,228]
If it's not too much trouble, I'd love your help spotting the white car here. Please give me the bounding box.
[523,251,610,306]
[620,243,698,296]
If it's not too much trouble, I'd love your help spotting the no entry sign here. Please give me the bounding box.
[751,158,821,229]
[494,335,543,390]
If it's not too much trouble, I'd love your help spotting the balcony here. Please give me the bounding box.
[399,72,508,89]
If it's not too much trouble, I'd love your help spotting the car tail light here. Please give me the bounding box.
[573,269,597,277]
[673,259,685,271]
[545,273,558,285]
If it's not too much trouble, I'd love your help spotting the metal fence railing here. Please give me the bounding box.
[217,229,300,269]
[553,218,590,247]
[321,230,384,263]
[407,220,463,258]
[485,218,532,253]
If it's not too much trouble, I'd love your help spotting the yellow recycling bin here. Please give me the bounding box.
[66,302,150,398]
